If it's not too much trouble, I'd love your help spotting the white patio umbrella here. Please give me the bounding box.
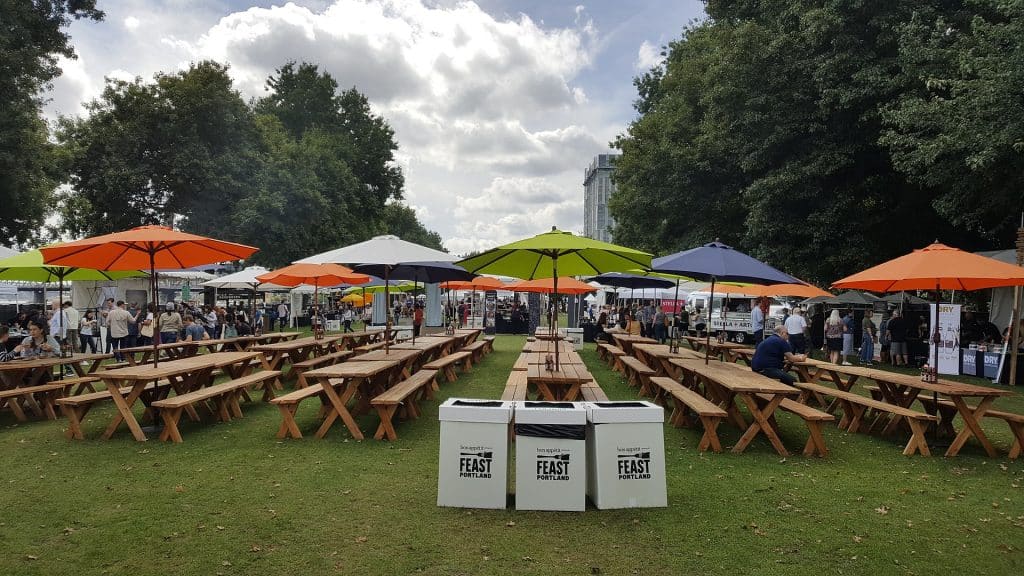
[297,235,458,350]
[202,265,291,323]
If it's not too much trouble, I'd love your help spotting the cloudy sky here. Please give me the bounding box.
[46,0,705,255]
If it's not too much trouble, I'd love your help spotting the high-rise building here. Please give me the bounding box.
[583,153,620,243]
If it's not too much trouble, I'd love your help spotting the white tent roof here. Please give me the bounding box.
[0,246,17,259]
[201,266,290,291]
[296,235,458,266]
[160,270,215,281]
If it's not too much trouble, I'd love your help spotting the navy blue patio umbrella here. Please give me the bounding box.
[589,271,676,308]
[352,261,474,342]
[651,241,801,362]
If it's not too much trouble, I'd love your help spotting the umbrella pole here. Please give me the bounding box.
[671,278,680,353]
[384,268,391,353]
[412,279,418,344]
[705,277,715,365]
[553,258,560,370]
[151,252,159,368]
[58,275,66,372]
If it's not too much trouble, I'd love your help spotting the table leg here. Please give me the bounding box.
[315,377,364,440]
[946,396,998,458]
[733,394,789,456]
[102,380,148,441]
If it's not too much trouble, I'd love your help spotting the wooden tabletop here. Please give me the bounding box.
[0,352,112,371]
[670,357,799,394]
[519,351,585,365]
[632,343,691,359]
[526,363,591,383]
[522,340,572,353]
[349,349,422,363]
[252,334,344,351]
[390,336,454,351]
[97,351,261,380]
[304,359,401,379]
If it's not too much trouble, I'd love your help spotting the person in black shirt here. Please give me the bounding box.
[886,311,908,366]
[751,326,806,385]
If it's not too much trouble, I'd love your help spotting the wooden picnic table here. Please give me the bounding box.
[513,351,585,371]
[333,329,387,350]
[670,357,800,456]
[526,363,593,401]
[858,370,1011,457]
[0,352,112,389]
[631,343,699,377]
[349,348,422,379]
[726,347,757,365]
[453,328,482,346]
[119,341,204,365]
[391,336,456,366]
[300,360,404,440]
[252,334,346,377]
[88,351,261,441]
[610,333,657,355]
[522,340,572,354]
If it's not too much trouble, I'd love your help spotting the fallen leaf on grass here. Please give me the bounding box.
[506,521,516,527]
[852,536,863,543]
[875,506,890,515]
[355,536,368,543]
[25,555,37,561]
[174,485,185,493]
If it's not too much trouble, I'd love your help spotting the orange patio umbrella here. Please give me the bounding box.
[507,276,596,295]
[40,225,260,367]
[737,283,833,299]
[257,264,370,339]
[833,242,1024,382]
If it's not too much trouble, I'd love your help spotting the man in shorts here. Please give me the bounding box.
[886,310,908,366]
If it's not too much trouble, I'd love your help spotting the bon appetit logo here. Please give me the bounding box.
[536,447,570,481]
[617,447,652,480]
[459,444,493,479]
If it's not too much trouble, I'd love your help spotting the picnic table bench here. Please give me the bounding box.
[619,356,656,396]
[252,334,345,378]
[525,364,592,402]
[292,350,353,389]
[793,381,937,456]
[753,394,834,457]
[58,380,172,440]
[151,370,282,442]
[579,381,609,402]
[501,370,529,401]
[0,353,111,389]
[370,369,439,440]
[0,376,99,422]
[648,376,726,452]
[422,351,473,382]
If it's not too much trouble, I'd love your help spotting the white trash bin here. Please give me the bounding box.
[565,328,584,350]
[437,398,513,509]
[584,401,667,509]
[514,401,587,511]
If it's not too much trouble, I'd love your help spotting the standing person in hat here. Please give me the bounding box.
[159,302,183,344]
[413,302,424,337]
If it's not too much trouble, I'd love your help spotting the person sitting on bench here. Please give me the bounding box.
[751,326,806,385]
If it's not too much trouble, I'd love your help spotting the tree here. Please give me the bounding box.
[0,0,103,245]
[57,61,260,238]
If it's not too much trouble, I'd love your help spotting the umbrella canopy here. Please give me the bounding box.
[344,282,416,294]
[256,263,370,288]
[832,242,1024,291]
[652,241,800,362]
[202,266,287,291]
[464,276,506,290]
[507,277,596,295]
[878,292,930,305]
[457,227,652,279]
[745,283,833,299]
[589,272,675,289]
[341,293,371,305]
[40,225,258,271]
[458,227,651,367]
[352,261,473,284]
[651,241,800,285]
[0,249,145,283]
[39,225,260,369]
[296,234,458,266]
[800,291,879,307]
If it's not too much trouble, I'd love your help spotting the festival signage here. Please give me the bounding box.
[929,304,961,375]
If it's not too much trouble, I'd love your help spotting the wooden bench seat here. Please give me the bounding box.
[151,371,282,442]
[293,350,353,388]
[370,370,439,440]
[501,370,528,401]
[57,380,169,440]
[649,376,726,453]
[619,356,656,396]
[755,393,835,457]
[598,344,626,372]
[983,410,1024,459]
[462,341,488,364]
[580,381,609,402]
[481,335,496,354]
[270,382,333,439]
[794,381,937,456]
[0,377,100,421]
[103,361,130,371]
[422,351,473,382]
[354,341,387,354]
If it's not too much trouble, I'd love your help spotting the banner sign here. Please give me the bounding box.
[929,304,961,375]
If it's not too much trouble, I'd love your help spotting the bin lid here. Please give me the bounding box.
[439,398,513,423]
[514,401,587,425]
[583,401,664,424]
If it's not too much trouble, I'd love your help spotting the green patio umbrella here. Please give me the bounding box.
[0,249,146,356]
[458,227,652,368]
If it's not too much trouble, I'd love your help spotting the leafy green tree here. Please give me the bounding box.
[0,0,103,245]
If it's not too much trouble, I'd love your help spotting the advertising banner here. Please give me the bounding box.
[929,304,961,375]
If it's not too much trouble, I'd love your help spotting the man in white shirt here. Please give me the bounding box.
[63,301,80,353]
[342,306,355,332]
[48,300,69,342]
[783,307,809,355]
[277,303,289,331]
[106,300,136,361]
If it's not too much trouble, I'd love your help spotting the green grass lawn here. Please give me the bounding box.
[1,335,1022,575]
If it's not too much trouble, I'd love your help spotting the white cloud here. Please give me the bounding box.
[635,40,663,72]
[46,0,627,261]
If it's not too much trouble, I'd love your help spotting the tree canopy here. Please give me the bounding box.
[612,1,1023,283]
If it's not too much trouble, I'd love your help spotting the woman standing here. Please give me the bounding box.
[79,310,99,353]
[860,312,876,365]
[137,303,155,346]
[824,310,844,365]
